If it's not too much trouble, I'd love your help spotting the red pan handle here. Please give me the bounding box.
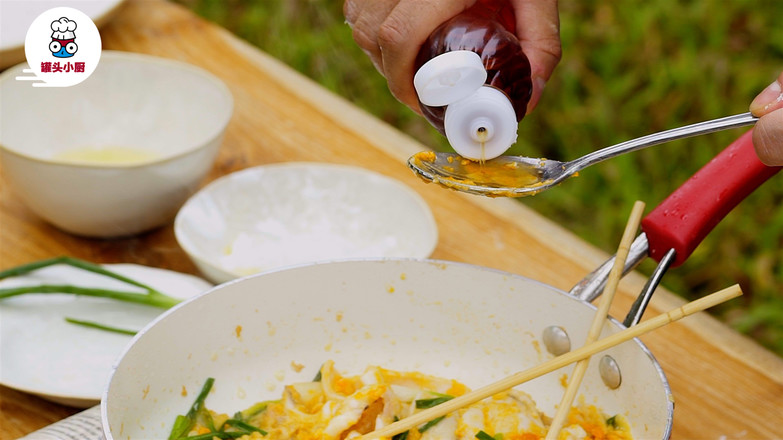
[641,129,781,268]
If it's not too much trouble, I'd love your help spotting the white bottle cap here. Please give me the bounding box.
[414,50,487,106]
[444,85,518,160]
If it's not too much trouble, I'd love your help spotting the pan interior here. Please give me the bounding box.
[103,259,671,439]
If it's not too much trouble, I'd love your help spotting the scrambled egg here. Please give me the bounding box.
[181,361,632,440]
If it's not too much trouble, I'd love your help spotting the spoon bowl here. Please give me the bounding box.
[409,112,758,197]
[409,151,563,197]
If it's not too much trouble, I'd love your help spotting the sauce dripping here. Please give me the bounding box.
[477,126,488,165]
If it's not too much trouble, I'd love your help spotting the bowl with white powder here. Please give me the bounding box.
[174,162,438,283]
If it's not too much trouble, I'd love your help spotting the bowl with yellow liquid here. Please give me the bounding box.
[0,51,233,237]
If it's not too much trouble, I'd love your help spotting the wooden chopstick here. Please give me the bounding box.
[545,201,645,440]
[358,284,742,439]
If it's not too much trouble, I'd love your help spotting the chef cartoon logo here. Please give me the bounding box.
[49,17,79,58]
[17,7,101,87]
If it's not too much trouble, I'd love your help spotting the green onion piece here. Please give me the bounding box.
[475,431,495,440]
[168,415,192,440]
[418,416,445,433]
[392,431,409,440]
[0,256,152,289]
[64,317,137,335]
[0,284,180,308]
[190,378,215,415]
[607,415,618,428]
[200,407,216,433]
[182,432,247,440]
[0,256,160,292]
[222,419,267,435]
[476,431,505,440]
[0,256,182,309]
[415,395,453,409]
[391,416,409,440]
[239,400,277,420]
[168,378,215,440]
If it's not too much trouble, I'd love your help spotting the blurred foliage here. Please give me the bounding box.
[173,0,783,356]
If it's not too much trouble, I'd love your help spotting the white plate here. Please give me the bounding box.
[175,162,439,283]
[0,263,211,407]
[0,0,125,69]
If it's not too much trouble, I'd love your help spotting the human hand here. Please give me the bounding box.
[749,71,783,166]
[344,0,561,114]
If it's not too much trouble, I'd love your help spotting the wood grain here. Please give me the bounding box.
[1,0,781,438]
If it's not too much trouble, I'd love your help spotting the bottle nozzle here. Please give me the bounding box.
[470,119,493,143]
[444,86,518,160]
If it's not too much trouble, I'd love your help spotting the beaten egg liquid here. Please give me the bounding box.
[53,146,159,165]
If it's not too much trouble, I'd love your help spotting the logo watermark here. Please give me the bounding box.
[17,7,101,87]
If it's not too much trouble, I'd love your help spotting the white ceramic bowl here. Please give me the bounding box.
[174,162,439,283]
[0,51,233,238]
[102,259,672,440]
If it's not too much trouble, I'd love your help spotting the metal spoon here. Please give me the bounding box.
[408,112,758,197]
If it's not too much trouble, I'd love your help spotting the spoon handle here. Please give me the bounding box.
[641,129,781,267]
[569,128,779,302]
[573,112,759,171]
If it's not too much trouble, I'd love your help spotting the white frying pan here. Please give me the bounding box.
[102,130,779,439]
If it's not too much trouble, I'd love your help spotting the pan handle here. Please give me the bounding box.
[571,129,780,302]
[641,129,781,268]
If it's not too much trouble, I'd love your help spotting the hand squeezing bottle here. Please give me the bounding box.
[413,0,532,161]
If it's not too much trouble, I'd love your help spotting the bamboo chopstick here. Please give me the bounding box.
[545,201,645,440]
[358,284,743,439]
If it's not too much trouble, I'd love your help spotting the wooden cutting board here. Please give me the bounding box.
[1,0,781,438]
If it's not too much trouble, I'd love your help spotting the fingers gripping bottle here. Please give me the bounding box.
[413,0,532,161]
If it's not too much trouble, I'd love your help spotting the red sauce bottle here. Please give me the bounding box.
[413,0,532,160]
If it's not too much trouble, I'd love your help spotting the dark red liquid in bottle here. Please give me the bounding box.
[414,0,532,136]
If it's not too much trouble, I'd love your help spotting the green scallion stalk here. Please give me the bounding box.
[391,417,409,440]
[64,317,138,335]
[475,430,495,440]
[0,256,184,333]
[181,432,247,440]
[222,419,268,435]
[0,284,180,308]
[392,431,409,440]
[415,395,454,409]
[0,256,155,290]
[168,377,215,440]
[238,400,278,420]
[418,416,445,433]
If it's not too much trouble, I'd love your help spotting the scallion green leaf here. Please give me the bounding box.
[168,378,215,440]
[168,415,191,440]
[415,395,453,409]
[418,416,445,433]
[222,419,267,435]
[182,432,247,440]
[64,317,137,335]
[475,431,495,440]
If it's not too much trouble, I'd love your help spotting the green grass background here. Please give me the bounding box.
[173,0,783,356]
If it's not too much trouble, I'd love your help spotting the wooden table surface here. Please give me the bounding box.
[2,1,782,439]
